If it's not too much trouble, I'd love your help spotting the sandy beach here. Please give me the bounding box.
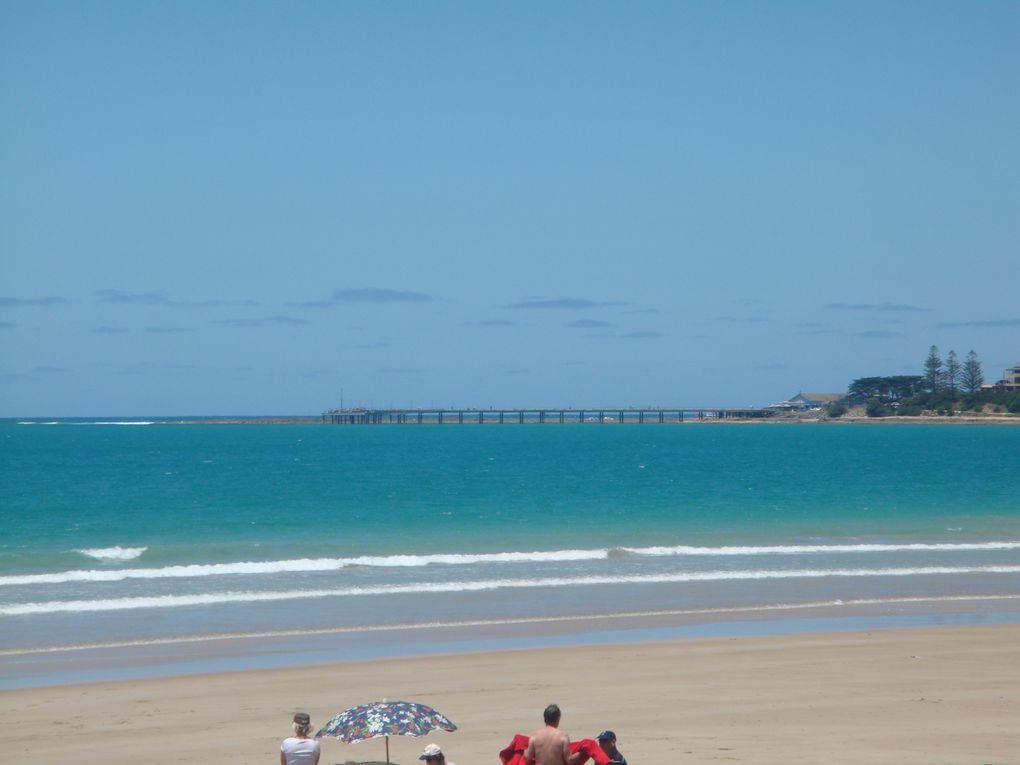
[2,624,1017,765]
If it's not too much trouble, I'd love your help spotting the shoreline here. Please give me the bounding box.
[3,622,1017,764]
[5,593,1019,691]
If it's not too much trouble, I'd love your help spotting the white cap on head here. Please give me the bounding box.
[419,744,444,760]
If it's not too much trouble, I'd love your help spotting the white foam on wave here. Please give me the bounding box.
[356,549,604,566]
[5,541,1018,587]
[16,421,156,425]
[76,546,148,563]
[625,541,1020,556]
[5,564,1019,615]
[0,549,607,585]
[80,421,156,426]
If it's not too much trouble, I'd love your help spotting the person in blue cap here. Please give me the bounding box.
[596,731,626,765]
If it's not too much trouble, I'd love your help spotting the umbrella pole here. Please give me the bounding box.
[385,735,390,765]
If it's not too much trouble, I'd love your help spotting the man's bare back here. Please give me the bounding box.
[526,705,582,765]
[525,724,571,765]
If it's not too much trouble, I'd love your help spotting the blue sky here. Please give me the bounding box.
[2,1,1017,416]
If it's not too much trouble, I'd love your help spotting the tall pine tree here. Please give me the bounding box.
[945,350,960,394]
[924,345,943,392]
[962,350,984,393]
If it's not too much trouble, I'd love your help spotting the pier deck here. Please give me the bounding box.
[322,407,773,424]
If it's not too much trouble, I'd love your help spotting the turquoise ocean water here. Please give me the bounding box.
[2,420,1019,687]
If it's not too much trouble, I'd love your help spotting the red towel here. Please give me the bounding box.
[499,734,532,765]
[572,738,612,765]
[499,736,610,765]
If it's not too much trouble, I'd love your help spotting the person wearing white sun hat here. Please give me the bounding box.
[420,742,457,765]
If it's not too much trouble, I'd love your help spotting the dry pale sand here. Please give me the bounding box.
[1,624,1017,765]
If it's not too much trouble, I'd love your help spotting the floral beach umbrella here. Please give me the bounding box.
[317,700,457,765]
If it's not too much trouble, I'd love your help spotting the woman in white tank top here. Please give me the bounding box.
[281,712,321,765]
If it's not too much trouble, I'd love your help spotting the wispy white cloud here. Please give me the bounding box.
[504,297,629,310]
[828,302,927,312]
[939,318,1020,328]
[0,296,67,307]
[303,368,339,378]
[566,319,614,329]
[109,362,153,376]
[96,289,168,305]
[622,331,664,338]
[179,298,260,308]
[300,288,437,307]
[212,316,309,327]
[0,366,70,380]
[795,321,833,335]
[95,289,260,308]
[856,330,900,339]
[465,319,524,327]
[107,362,198,376]
[714,316,769,324]
[347,340,391,350]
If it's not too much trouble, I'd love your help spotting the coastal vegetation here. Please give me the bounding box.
[830,347,1020,418]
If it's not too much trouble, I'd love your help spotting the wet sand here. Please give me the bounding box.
[1,624,1017,764]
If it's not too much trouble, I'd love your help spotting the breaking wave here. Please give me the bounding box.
[623,542,1020,556]
[15,421,156,426]
[76,546,148,563]
[79,421,156,426]
[3,541,1018,586]
[4,565,1019,615]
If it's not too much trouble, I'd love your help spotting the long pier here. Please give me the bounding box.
[322,407,774,424]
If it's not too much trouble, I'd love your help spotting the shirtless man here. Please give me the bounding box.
[525,704,581,765]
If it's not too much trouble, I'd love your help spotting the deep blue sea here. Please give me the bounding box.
[2,420,1019,687]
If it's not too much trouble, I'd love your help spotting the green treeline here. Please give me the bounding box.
[830,347,1020,417]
